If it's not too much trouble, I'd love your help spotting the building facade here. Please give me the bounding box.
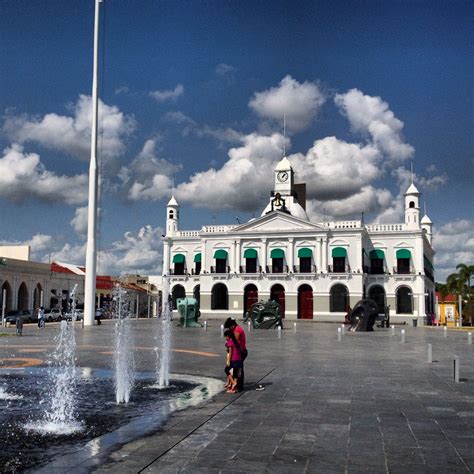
[163,158,435,323]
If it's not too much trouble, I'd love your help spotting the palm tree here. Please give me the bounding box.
[456,263,473,298]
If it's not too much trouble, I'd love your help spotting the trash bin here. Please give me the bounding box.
[412,318,418,327]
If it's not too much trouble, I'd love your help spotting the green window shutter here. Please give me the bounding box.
[270,248,285,259]
[396,249,411,259]
[213,249,228,259]
[243,248,257,259]
[172,254,185,263]
[370,249,385,259]
[298,247,313,258]
[332,247,347,258]
[193,253,201,263]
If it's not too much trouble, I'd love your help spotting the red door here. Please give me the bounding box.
[271,285,285,318]
[244,285,258,316]
[298,285,313,319]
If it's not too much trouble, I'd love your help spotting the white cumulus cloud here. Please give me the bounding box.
[149,84,184,103]
[2,95,135,161]
[334,88,414,162]
[0,144,88,205]
[249,75,326,133]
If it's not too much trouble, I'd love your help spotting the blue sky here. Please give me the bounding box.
[0,0,472,280]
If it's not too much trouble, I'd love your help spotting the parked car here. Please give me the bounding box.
[44,308,62,322]
[4,309,37,324]
[64,310,83,321]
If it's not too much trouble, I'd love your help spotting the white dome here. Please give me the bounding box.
[405,183,420,195]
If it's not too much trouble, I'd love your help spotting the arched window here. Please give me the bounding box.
[171,285,185,310]
[17,282,29,310]
[243,248,257,273]
[213,249,228,274]
[298,248,313,273]
[368,285,386,314]
[1,281,12,313]
[409,201,415,208]
[33,283,43,310]
[193,253,201,275]
[270,248,285,273]
[396,249,411,274]
[211,283,228,310]
[168,210,174,218]
[330,284,349,312]
[369,249,385,274]
[396,286,413,314]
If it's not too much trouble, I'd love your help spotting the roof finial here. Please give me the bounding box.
[424,201,427,216]
[283,113,286,157]
[410,161,414,185]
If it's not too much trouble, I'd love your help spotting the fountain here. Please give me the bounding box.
[24,284,83,435]
[156,278,172,388]
[112,282,135,403]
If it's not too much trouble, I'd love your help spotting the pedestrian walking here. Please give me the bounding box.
[224,318,247,391]
[38,306,45,328]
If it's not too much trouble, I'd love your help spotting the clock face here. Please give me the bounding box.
[277,171,289,182]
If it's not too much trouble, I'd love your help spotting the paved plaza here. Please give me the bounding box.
[1,319,473,473]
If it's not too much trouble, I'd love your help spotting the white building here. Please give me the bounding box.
[163,158,435,323]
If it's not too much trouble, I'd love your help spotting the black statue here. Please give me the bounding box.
[349,299,379,332]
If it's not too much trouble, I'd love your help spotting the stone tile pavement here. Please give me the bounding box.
[1,320,473,473]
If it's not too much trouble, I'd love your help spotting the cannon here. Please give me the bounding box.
[349,299,379,332]
[176,297,202,327]
[245,299,283,329]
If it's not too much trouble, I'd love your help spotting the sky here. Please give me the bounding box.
[0,0,472,281]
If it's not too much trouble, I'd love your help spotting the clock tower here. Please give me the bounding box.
[274,157,294,196]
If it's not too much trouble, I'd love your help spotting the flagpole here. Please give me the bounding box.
[84,0,102,327]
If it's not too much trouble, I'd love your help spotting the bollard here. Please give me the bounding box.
[293,322,296,333]
[391,325,395,336]
[443,326,447,338]
[453,356,460,383]
[337,327,342,342]
[220,324,224,337]
[401,329,406,344]
[468,332,472,345]
[247,320,251,332]
[204,320,208,331]
[427,343,432,363]
[341,324,345,335]
[277,325,282,339]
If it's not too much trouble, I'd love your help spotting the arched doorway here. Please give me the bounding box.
[17,282,29,310]
[193,285,200,306]
[33,283,43,310]
[1,281,12,313]
[396,286,413,314]
[368,285,386,314]
[330,284,349,312]
[244,284,258,316]
[270,284,285,318]
[211,283,228,310]
[171,285,185,310]
[298,284,313,319]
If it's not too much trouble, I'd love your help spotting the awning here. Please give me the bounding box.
[298,247,312,258]
[243,248,257,259]
[172,254,185,263]
[332,247,347,258]
[396,249,411,259]
[270,248,285,259]
[193,253,202,263]
[370,249,385,259]
[213,249,228,259]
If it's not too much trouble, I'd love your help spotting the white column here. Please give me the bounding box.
[232,241,237,272]
[288,237,294,271]
[236,240,241,272]
[322,238,328,272]
[202,239,207,273]
[316,238,322,272]
[162,240,170,275]
[29,278,34,310]
[261,239,267,271]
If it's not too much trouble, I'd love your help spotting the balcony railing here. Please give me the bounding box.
[191,268,201,275]
[210,266,231,274]
[168,267,187,276]
[393,266,414,275]
[328,264,351,273]
[239,265,262,274]
[293,265,317,273]
[265,265,289,274]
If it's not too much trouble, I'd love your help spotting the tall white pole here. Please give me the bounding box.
[84,0,102,327]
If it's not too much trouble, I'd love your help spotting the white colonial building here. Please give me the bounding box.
[163,157,435,323]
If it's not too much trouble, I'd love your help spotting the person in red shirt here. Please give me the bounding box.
[224,318,247,391]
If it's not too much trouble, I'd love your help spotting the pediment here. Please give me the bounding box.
[235,211,325,233]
